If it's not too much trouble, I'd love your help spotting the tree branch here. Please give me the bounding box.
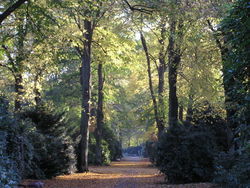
[207,19,223,50]
[0,0,28,25]
[123,0,153,14]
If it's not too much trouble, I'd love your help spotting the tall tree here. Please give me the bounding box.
[94,61,104,165]
[66,0,112,172]
[167,15,183,126]
[140,32,161,136]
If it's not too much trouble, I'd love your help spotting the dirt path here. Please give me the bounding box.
[23,157,214,188]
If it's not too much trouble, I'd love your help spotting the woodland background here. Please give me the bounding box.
[0,0,249,187]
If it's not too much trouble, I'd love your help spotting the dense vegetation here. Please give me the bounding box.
[0,0,249,187]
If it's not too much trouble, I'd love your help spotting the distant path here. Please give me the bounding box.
[23,157,214,188]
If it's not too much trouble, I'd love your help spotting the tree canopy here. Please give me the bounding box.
[0,0,249,187]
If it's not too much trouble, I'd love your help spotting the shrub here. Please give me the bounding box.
[214,143,250,188]
[102,125,122,161]
[87,125,122,165]
[88,133,111,165]
[0,97,35,185]
[144,141,157,163]
[156,102,231,184]
[23,104,76,178]
[0,131,20,188]
[191,102,232,151]
[156,122,217,184]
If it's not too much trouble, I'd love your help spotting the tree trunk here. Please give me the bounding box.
[140,32,163,137]
[157,20,168,137]
[179,105,183,121]
[168,19,183,127]
[95,62,104,165]
[14,73,23,112]
[186,94,194,122]
[157,57,166,136]
[221,51,237,129]
[14,21,26,112]
[79,20,93,172]
[207,20,236,129]
[34,74,42,107]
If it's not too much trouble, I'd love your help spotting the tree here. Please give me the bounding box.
[94,61,104,165]
[0,0,58,111]
[64,0,113,172]
[219,0,250,146]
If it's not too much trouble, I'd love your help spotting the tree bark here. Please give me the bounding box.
[140,32,162,137]
[168,19,183,127]
[14,20,26,112]
[14,73,23,112]
[178,105,183,122]
[157,20,168,137]
[33,72,42,107]
[207,20,236,128]
[0,0,28,24]
[95,62,104,165]
[79,20,93,172]
[186,94,194,122]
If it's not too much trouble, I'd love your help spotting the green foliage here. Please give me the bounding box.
[156,103,229,184]
[191,102,231,151]
[0,97,28,186]
[156,122,217,184]
[23,104,76,178]
[214,144,250,188]
[102,125,122,161]
[220,0,250,144]
[144,141,157,163]
[213,1,250,187]
[0,130,20,188]
[88,134,111,165]
[88,125,122,165]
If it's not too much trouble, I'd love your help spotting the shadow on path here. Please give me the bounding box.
[22,157,214,188]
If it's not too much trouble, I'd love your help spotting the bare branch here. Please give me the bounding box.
[123,0,153,14]
[92,41,108,55]
[0,0,28,24]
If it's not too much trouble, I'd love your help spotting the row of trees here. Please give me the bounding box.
[0,0,249,187]
[144,0,249,187]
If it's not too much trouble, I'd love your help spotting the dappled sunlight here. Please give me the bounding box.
[111,161,150,167]
[22,158,165,188]
[56,172,122,180]
[22,158,215,188]
[56,172,159,181]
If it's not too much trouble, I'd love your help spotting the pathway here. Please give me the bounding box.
[22,157,214,188]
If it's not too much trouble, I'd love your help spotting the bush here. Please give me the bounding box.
[156,102,232,183]
[155,102,231,184]
[88,133,111,165]
[214,143,250,188]
[102,125,122,161]
[23,104,76,178]
[0,97,34,185]
[156,122,217,184]
[144,141,157,163]
[191,102,231,151]
[87,125,122,165]
[0,131,20,188]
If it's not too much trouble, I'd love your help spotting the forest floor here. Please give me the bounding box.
[22,157,216,188]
